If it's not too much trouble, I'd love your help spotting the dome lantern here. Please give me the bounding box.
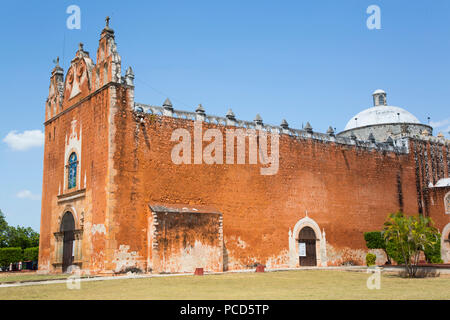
[372,89,387,107]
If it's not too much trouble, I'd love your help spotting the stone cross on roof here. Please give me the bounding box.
[106,16,110,27]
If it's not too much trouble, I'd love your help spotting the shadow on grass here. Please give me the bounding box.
[384,268,441,279]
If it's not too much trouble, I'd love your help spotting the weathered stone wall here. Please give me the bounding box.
[39,87,113,273]
[109,106,449,270]
[39,24,450,274]
[39,22,132,273]
[148,205,223,273]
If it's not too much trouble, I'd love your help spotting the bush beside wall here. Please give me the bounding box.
[0,247,23,267]
[23,247,39,262]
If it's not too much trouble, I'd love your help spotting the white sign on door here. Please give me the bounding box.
[298,242,306,257]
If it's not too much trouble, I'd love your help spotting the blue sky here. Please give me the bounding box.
[0,0,449,231]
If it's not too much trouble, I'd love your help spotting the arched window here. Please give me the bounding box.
[68,152,78,189]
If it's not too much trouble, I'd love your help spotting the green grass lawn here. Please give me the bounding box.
[0,270,449,300]
[0,272,70,284]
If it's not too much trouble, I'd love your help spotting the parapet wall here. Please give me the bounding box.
[134,102,415,154]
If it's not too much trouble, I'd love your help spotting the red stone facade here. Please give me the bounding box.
[38,24,450,274]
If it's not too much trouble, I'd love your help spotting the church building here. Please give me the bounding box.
[38,20,450,274]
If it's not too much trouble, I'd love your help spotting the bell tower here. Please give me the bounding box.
[94,16,122,90]
[46,58,64,121]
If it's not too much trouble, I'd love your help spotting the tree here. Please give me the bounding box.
[0,247,23,267]
[424,233,443,264]
[0,210,9,248]
[383,212,440,278]
[23,247,39,262]
[0,209,40,249]
[5,226,39,249]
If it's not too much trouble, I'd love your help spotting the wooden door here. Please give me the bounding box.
[61,212,75,273]
[62,230,74,272]
[299,227,317,267]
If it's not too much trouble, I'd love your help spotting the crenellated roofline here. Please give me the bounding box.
[134,102,449,151]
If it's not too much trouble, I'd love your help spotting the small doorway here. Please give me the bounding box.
[298,226,317,266]
[61,212,75,272]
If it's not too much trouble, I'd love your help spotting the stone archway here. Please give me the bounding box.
[289,217,327,267]
[53,207,83,272]
[441,223,450,264]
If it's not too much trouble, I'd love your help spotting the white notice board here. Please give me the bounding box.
[298,242,306,257]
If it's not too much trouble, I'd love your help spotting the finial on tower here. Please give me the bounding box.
[52,57,61,67]
[78,42,84,51]
[51,56,63,75]
[101,16,114,36]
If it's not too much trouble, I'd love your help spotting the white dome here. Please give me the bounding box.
[344,105,421,131]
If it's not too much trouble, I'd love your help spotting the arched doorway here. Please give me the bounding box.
[442,223,450,263]
[60,212,75,272]
[298,226,317,266]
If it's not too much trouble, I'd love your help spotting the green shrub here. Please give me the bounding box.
[366,253,377,266]
[386,240,405,264]
[0,247,23,267]
[364,232,385,249]
[424,233,443,264]
[364,231,392,264]
[23,247,39,262]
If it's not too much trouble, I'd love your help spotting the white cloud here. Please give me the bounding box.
[16,190,40,201]
[429,118,450,137]
[430,118,450,128]
[3,130,44,151]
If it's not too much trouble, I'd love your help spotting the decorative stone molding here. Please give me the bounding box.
[441,223,450,263]
[445,191,450,215]
[288,216,327,267]
[53,232,64,265]
[57,188,86,204]
[64,120,82,193]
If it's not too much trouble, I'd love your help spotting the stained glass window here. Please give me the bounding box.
[68,152,77,189]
